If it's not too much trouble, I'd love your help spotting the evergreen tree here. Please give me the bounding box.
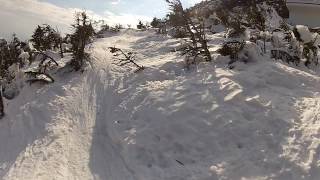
[101,24,110,31]
[52,29,64,58]
[151,17,161,28]
[70,12,95,71]
[166,0,212,61]
[30,24,62,52]
[137,20,146,30]
[31,25,45,51]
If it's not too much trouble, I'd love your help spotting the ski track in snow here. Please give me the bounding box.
[0,29,320,180]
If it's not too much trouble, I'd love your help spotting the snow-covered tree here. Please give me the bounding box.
[166,0,212,62]
[293,25,319,66]
[0,35,28,78]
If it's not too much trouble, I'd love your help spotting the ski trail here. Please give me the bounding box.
[88,69,137,180]
[87,30,148,180]
[3,63,136,180]
[3,30,145,180]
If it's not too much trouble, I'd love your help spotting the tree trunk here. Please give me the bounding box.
[188,19,212,61]
[59,41,64,58]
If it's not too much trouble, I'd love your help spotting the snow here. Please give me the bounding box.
[296,25,314,43]
[18,50,30,66]
[0,29,320,180]
[18,51,30,60]
[263,6,283,30]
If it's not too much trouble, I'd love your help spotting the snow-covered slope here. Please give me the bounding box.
[0,30,320,180]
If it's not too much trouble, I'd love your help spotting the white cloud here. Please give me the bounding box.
[182,0,203,6]
[111,0,121,5]
[102,11,152,26]
[0,0,151,40]
[0,0,78,39]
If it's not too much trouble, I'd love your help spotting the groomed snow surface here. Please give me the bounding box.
[0,30,320,180]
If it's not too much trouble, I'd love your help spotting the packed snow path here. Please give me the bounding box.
[0,30,319,180]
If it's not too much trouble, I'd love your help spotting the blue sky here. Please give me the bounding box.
[0,0,201,39]
[41,0,200,17]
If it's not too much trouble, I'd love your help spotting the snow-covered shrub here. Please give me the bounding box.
[242,41,263,61]
[269,29,302,66]
[271,49,300,65]
[271,31,285,48]
[1,62,26,101]
[0,35,29,80]
[225,27,246,39]
[18,50,30,67]
[174,39,193,52]
[0,35,47,117]
[302,42,318,67]
[193,0,288,41]
[168,27,188,38]
[184,51,205,69]
[25,71,54,85]
[279,21,290,32]
[2,81,20,100]
[292,25,319,67]
[217,40,246,65]
[181,44,209,69]
[25,51,59,85]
